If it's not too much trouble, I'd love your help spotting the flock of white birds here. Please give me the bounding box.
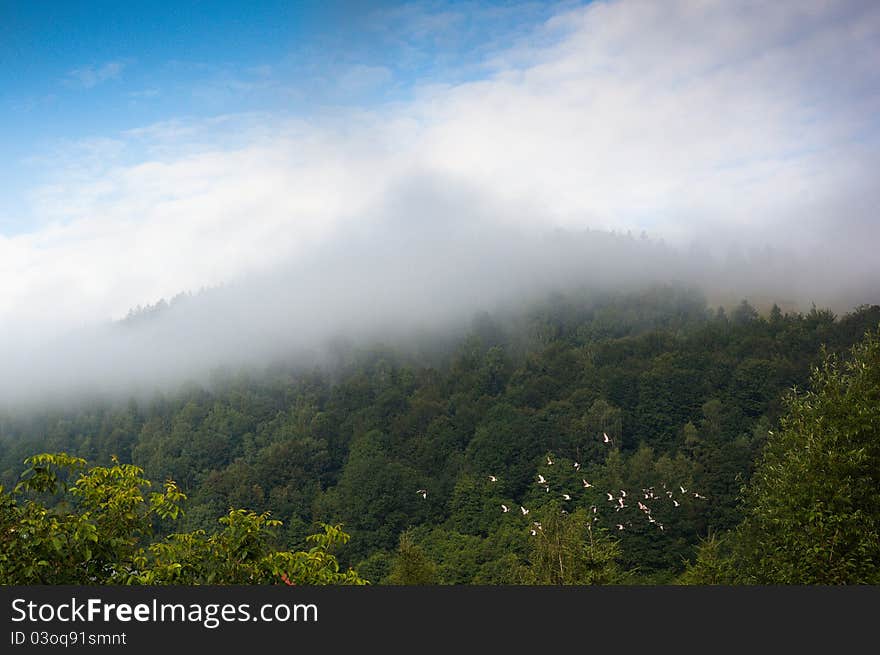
[417,432,708,537]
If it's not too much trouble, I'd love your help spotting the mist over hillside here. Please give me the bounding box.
[3,193,878,410]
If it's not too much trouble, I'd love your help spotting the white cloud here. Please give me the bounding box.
[4,0,880,360]
[128,88,160,99]
[64,60,127,89]
[336,64,393,96]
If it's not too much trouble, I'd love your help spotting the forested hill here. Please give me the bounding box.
[2,286,878,583]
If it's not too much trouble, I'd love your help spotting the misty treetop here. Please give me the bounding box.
[5,224,867,411]
[1,287,879,584]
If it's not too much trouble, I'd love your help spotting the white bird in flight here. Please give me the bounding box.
[530,529,537,536]
[680,485,687,494]
[417,489,427,499]
[573,462,581,470]
[562,494,571,501]
[606,492,614,501]
[547,456,554,465]
[521,506,530,515]
[537,474,547,484]
[501,504,510,513]
[616,524,625,530]
[583,479,592,488]
[488,475,497,482]
[673,500,680,507]
[603,432,611,444]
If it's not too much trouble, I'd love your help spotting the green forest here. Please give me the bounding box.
[2,286,879,585]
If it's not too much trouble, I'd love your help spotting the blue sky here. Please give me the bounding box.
[0,0,575,233]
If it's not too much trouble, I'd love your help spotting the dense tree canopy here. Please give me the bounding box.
[1,287,878,584]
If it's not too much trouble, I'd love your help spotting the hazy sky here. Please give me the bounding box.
[1,0,879,403]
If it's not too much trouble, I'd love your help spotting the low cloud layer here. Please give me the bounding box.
[2,0,879,406]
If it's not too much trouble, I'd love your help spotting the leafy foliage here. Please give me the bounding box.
[731,328,880,583]
[523,503,622,584]
[0,454,365,585]
[384,531,439,585]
